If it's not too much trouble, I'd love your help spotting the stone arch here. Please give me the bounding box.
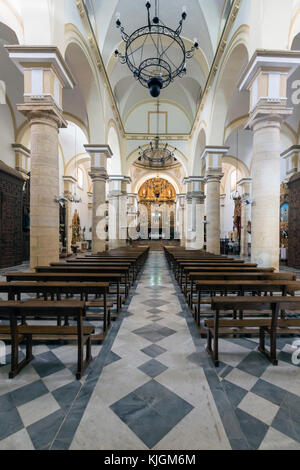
[133,173,181,196]
[106,120,122,176]
[192,127,206,176]
[64,25,105,144]
[0,1,24,44]
[0,20,23,167]
[209,38,249,145]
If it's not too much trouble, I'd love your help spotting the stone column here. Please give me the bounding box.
[6,46,75,269]
[239,50,300,269]
[127,193,139,241]
[201,147,229,254]
[220,194,226,239]
[85,145,112,253]
[108,176,131,249]
[12,144,31,177]
[281,145,300,180]
[176,194,186,247]
[237,178,252,257]
[63,176,77,253]
[183,177,206,249]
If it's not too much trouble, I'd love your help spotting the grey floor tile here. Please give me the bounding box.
[235,408,269,450]
[10,380,49,408]
[0,394,24,441]
[251,379,287,406]
[32,351,66,378]
[237,351,271,378]
[141,344,167,358]
[272,393,300,442]
[222,380,248,409]
[138,359,168,378]
[27,409,66,450]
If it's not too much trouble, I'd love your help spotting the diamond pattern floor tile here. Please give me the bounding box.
[110,380,193,448]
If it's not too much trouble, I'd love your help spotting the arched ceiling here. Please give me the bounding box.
[84,0,233,132]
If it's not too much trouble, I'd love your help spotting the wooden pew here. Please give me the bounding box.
[0,300,92,379]
[6,272,124,313]
[188,272,297,309]
[0,281,111,338]
[206,297,300,367]
[35,265,131,296]
[194,279,300,326]
[181,265,274,294]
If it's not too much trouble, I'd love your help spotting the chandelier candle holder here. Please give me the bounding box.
[138,136,176,168]
[115,1,199,97]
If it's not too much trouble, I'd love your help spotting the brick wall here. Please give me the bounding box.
[288,172,300,268]
[0,162,24,268]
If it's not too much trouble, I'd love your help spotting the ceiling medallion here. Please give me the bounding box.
[114,1,199,97]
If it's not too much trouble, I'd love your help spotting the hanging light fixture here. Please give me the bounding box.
[114,1,199,97]
[137,100,177,168]
[231,129,241,201]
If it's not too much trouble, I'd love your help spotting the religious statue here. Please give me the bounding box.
[71,209,82,245]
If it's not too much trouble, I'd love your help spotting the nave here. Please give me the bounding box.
[1,249,300,451]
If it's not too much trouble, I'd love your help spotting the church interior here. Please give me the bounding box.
[1,0,300,452]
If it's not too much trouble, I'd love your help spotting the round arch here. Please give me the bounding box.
[209,29,249,145]
[192,127,206,176]
[133,172,182,196]
[64,25,105,144]
[0,3,24,44]
[106,119,122,175]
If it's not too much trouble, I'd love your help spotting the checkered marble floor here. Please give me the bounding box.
[0,254,300,450]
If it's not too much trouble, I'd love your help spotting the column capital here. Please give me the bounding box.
[237,178,252,200]
[108,175,131,197]
[85,144,112,179]
[5,46,75,120]
[89,168,108,182]
[12,143,31,176]
[201,146,229,178]
[183,176,205,197]
[281,145,300,179]
[239,50,300,129]
[205,173,223,184]
[63,175,77,184]
[176,194,186,206]
[18,103,68,129]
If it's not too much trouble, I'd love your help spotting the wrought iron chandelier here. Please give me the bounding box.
[137,100,177,168]
[138,136,176,168]
[114,1,199,97]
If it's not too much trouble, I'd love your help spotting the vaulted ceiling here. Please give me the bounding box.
[84,0,233,132]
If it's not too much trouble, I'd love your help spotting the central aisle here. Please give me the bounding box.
[70,252,230,450]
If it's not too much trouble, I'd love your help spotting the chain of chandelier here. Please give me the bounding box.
[115,0,199,97]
